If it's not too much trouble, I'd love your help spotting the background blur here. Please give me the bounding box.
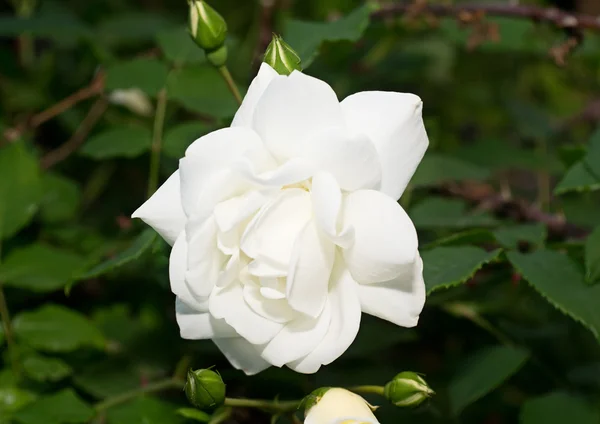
[1,0,600,423]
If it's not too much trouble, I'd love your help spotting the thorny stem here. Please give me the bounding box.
[218,66,243,105]
[147,89,168,198]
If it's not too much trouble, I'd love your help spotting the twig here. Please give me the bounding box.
[147,89,168,197]
[440,181,587,239]
[3,73,104,144]
[372,2,600,32]
[41,97,109,169]
[218,66,243,105]
[253,0,278,72]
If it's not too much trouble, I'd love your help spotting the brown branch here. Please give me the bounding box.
[440,181,587,239]
[3,72,104,144]
[253,0,278,74]
[373,2,600,32]
[41,97,109,169]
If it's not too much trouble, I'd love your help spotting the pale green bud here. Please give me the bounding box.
[188,0,227,51]
[263,34,302,76]
[384,372,434,408]
[184,368,226,409]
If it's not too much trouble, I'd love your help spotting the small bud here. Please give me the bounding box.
[184,368,226,410]
[263,34,302,76]
[384,372,434,408]
[189,0,228,51]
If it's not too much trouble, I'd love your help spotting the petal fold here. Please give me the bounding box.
[213,337,271,375]
[231,63,281,128]
[175,298,237,339]
[341,91,428,199]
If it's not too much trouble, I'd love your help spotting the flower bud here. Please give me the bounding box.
[263,34,302,76]
[184,368,226,410]
[384,372,434,408]
[108,88,153,117]
[302,388,380,423]
[188,0,228,51]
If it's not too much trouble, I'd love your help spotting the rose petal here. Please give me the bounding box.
[260,302,332,368]
[286,220,334,317]
[213,190,274,234]
[311,172,354,248]
[243,282,297,324]
[241,188,312,271]
[233,156,314,188]
[132,171,185,245]
[341,190,418,284]
[209,282,283,345]
[231,63,281,128]
[304,389,379,424]
[358,253,425,328]
[253,70,344,160]
[175,298,237,339]
[300,126,381,191]
[213,337,271,376]
[287,267,361,373]
[169,232,206,310]
[341,91,428,200]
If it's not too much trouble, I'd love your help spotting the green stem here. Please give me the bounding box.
[147,89,168,198]
[224,397,300,413]
[349,385,386,396]
[94,378,184,412]
[218,66,243,105]
[15,0,36,68]
[0,243,20,378]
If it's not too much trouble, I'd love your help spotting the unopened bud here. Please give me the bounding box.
[189,0,228,51]
[263,34,302,76]
[384,372,434,408]
[184,368,226,410]
[302,388,379,423]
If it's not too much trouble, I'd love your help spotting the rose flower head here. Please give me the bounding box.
[133,63,429,375]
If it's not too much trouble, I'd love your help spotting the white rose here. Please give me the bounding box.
[304,388,379,424]
[133,63,428,375]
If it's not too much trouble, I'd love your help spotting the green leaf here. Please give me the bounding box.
[423,229,495,249]
[448,345,529,416]
[492,224,547,250]
[410,198,498,229]
[96,13,176,47]
[423,247,502,294]
[105,59,169,97]
[0,388,36,415]
[555,161,600,194]
[520,392,600,424]
[0,244,86,292]
[13,304,105,352]
[0,143,42,240]
[176,408,211,422]
[285,4,374,67]
[507,249,600,341]
[0,10,90,43]
[163,122,211,159]
[39,174,81,223]
[583,127,600,179]
[74,359,142,399]
[157,27,206,64]
[107,397,183,424]
[412,154,490,187]
[81,229,157,279]
[14,389,94,424]
[80,127,152,160]
[168,66,241,119]
[585,226,600,284]
[22,355,72,382]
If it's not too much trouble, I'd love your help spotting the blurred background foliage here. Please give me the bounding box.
[1,0,600,423]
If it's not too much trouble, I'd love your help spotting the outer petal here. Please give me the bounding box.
[304,389,379,424]
[288,266,361,374]
[213,337,271,375]
[299,126,381,192]
[341,91,428,200]
[231,63,281,128]
[169,232,206,310]
[253,70,345,160]
[341,190,418,284]
[184,215,223,299]
[358,253,425,328]
[132,171,185,245]
[209,282,283,345]
[175,298,237,339]
[260,301,332,367]
[286,220,334,318]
